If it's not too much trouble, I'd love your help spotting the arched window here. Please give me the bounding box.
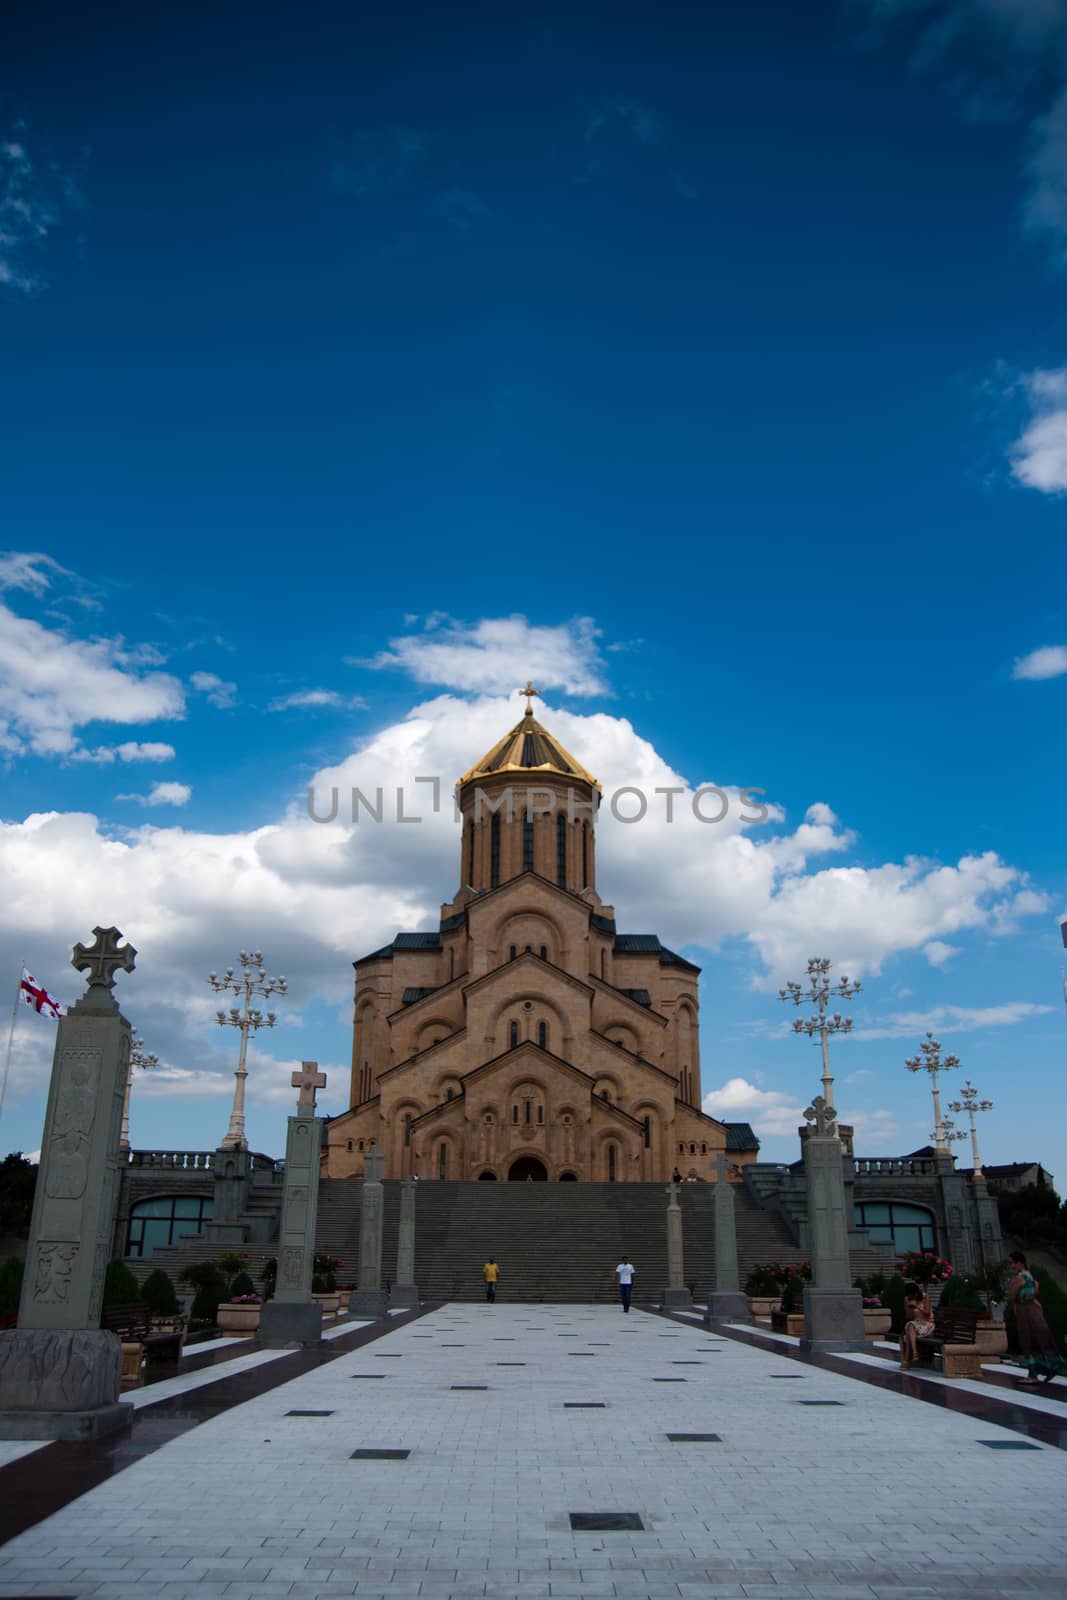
[689,1142,696,1154]
[539,944,547,960]
[490,813,501,887]
[127,1194,214,1259]
[556,812,567,887]
[643,1116,651,1149]
[538,1020,548,1049]
[438,1142,448,1180]
[509,1019,519,1049]
[512,1104,519,1123]
[854,1201,936,1253]
[347,1139,353,1151]
[465,820,475,886]
[582,822,589,887]
[509,944,517,961]
[537,1104,544,1124]
[608,1145,617,1182]
[404,1115,412,1147]
[523,814,534,872]
[445,1087,453,1100]
[524,1099,532,1123]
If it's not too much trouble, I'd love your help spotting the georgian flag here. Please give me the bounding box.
[19,968,66,1020]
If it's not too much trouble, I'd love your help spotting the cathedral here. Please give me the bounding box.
[323,690,759,1182]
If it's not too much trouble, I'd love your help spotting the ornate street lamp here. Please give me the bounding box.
[119,1032,159,1152]
[905,1032,959,1156]
[779,957,862,1111]
[948,1080,994,1181]
[209,950,287,1151]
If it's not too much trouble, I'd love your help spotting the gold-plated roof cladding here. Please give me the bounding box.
[457,713,601,791]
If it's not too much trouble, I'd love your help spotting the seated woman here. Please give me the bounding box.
[900,1280,934,1369]
[1009,1251,1067,1387]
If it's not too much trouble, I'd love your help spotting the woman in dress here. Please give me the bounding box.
[900,1280,934,1369]
[1009,1251,1067,1386]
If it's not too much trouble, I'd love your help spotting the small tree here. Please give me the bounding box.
[229,1270,257,1300]
[0,1154,38,1236]
[141,1268,178,1316]
[103,1259,141,1308]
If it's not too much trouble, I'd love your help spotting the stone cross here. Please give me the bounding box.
[0,925,136,1439]
[349,1147,387,1316]
[292,1060,326,1112]
[799,1092,866,1353]
[661,1181,690,1309]
[704,1151,748,1324]
[71,928,137,1000]
[389,1177,419,1309]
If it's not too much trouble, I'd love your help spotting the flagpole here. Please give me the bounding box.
[0,959,25,1125]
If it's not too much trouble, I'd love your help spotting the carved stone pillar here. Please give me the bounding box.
[706,1151,749,1323]
[0,928,136,1438]
[259,1061,327,1347]
[349,1148,387,1317]
[800,1097,866,1353]
[661,1183,691,1308]
[389,1177,418,1308]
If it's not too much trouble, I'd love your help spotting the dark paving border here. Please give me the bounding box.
[651,1307,1067,1450]
[0,1303,441,1547]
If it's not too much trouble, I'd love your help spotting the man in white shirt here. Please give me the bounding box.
[615,1256,635,1313]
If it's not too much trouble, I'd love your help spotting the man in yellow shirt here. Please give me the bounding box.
[483,1257,499,1303]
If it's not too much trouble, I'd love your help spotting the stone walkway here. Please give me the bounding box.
[1,1303,1066,1599]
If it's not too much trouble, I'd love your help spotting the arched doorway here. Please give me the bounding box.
[558,1171,578,1181]
[508,1155,547,1181]
[477,1169,498,1180]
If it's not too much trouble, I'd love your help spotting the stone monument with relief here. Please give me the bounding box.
[258,1061,327,1347]
[0,928,137,1439]
[800,1095,867,1353]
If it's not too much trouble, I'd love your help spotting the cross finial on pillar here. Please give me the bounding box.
[71,926,137,996]
[291,1060,327,1111]
[804,1095,838,1138]
[517,680,541,717]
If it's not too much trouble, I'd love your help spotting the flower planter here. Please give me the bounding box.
[217,1302,261,1334]
[863,1309,892,1339]
[747,1296,780,1321]
[771,1311,805,1336]
[974,1320,1008,1359]
[335,1291,351,1314]
[312,1292,341,1316]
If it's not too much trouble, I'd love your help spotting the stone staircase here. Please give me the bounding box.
[315,1180,806,1304]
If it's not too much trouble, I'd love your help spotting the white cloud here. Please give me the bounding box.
[1013,644,1067,679]
[0,690,1050,1114]
[0,603,185,757]
[360,615,609,696]
[923,939,960,966]
[0,132,80,296]
[117,781,191,807]
[1010,369,1067,490]
[190,671,237,708]
[701,1077,808,1137]
[268,689,366,712]
[70,741,176,766]
[143,781,191,807]
[856,1001,1053,1040]
[0,552,71,595]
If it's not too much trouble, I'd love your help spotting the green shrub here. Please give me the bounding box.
[0,1256,24,1325]
[180,1260,226,1291]
[882,1273,908,1335]
[141,1268,178,1316]
[102,1258,141,1308]
[229,1271,257,1299]
[940,1273,985,1311]
[190,1282,223,1327]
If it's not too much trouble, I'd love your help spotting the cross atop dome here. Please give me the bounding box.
[518,680,541,716]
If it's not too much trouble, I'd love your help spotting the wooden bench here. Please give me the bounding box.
[102,1302,186,1386]
[915,1307,980,1378]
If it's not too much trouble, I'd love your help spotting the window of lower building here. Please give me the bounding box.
[607,1145,617,1182]
[439,1142,448,1179]
[127,1194,214,1259]
[510,1020,519,1049]
[854,1200,936,1254]
[538,1020,548,1049]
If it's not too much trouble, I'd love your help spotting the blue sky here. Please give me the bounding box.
[1,0,1065,1177]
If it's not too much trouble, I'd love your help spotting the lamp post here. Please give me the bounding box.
[947,1081,994,1181]
[779,957,862,1111]
[209,951,287,1151]
[119,1032,159,1152]
[905,1033,959,1156]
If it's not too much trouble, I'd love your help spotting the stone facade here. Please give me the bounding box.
[324,705,757,1182]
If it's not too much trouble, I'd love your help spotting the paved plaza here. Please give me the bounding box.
[1,1304,1066,1600]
